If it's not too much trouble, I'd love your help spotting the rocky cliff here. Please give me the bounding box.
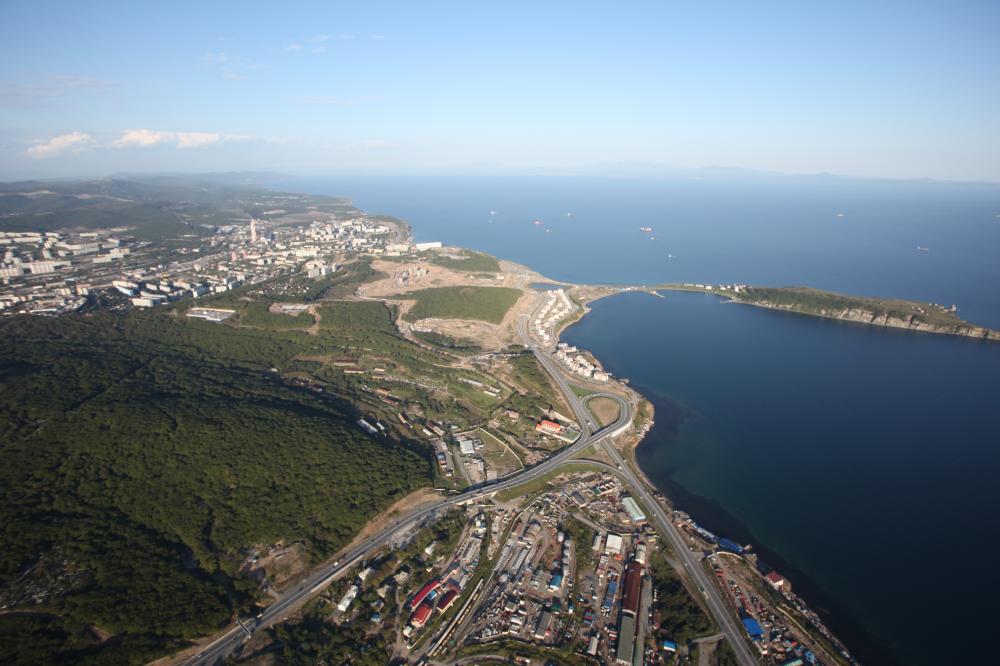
[742,300,1000,342]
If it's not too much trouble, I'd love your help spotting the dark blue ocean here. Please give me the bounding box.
[283,174,1000,664]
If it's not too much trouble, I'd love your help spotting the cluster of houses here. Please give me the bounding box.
[555,342,610,382]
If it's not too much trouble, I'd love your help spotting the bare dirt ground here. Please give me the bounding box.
[360,254,543,351]
[256,542,310,591]
[342,487,444,550]
[695,633,724,666]
[414,287,536,350]
[587,396,621,427]
[306,303,322,336]
[570,284,621,305]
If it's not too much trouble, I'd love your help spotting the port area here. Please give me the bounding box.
[672,511,855,665]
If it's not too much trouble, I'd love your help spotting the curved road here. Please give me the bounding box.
[516,312,757,666]
[187,302,755,666]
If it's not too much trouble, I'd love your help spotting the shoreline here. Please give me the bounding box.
[550,286,881,665]
[725,296,1000,342]
[627,387,899,666]
[655,284,1000,343]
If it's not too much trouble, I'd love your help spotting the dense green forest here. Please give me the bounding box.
[268,611,390,665]
[649,549,714,644]
[0,310,431,662]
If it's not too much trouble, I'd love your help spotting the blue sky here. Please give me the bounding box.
[2,1,998,181]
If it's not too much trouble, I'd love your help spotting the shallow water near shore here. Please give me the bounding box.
[286,174,1000,665]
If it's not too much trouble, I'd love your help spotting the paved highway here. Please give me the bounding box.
[516,312,757,666]
[596,436,757,665]
[187,299,755,665]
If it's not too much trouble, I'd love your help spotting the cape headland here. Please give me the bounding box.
[657,283,1000,341]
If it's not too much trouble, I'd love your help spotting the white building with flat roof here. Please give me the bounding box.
[605,532,623,555]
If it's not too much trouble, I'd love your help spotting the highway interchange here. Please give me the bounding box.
[187,299,757,666]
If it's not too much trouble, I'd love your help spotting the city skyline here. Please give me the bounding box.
[2,0,999,182]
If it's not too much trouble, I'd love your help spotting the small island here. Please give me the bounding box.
[659,283,1000,342]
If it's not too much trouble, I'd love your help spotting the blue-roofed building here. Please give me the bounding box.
[718,538,743,554]
[742,616,764,640]
[661,640,678,652]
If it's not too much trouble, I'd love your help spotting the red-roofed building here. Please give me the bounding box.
[621,562,643,616]
[410,601,433,628]
[535,419,564,434]
[765,571,790,592]
[409,578,440,610]
[437,588,459,612]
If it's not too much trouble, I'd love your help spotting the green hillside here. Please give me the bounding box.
[0,311,429,663]
[400,286,522,323]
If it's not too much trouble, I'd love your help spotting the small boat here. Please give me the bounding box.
[836,213,845,217]
[533,220,544,226]
[639,226,652,233]
[490,210,496,215]
[916,246,929,252]
[566,212,573,217]
[667,254,676,259]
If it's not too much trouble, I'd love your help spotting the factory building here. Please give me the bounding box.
[620,562,643,617]
[622,496,646,523]
[605,532,624,555]
[616,614,636,664]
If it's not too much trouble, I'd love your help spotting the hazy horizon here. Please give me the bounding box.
[6,163,1000,190]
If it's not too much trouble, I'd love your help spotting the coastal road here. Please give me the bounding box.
[515,310,757,666]
[597,439,758,665]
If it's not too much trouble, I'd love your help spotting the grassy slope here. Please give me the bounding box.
[427,250,501,273]
[400,286,522,324]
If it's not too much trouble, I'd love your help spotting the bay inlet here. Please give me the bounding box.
[563,289,1000,666]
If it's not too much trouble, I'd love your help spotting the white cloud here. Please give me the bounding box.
[113,129,177,148]
[312,46,328,54]
[23,132,95,158]
[113,129,255,149]
[285,43,303,51]
[175,132,223,148]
